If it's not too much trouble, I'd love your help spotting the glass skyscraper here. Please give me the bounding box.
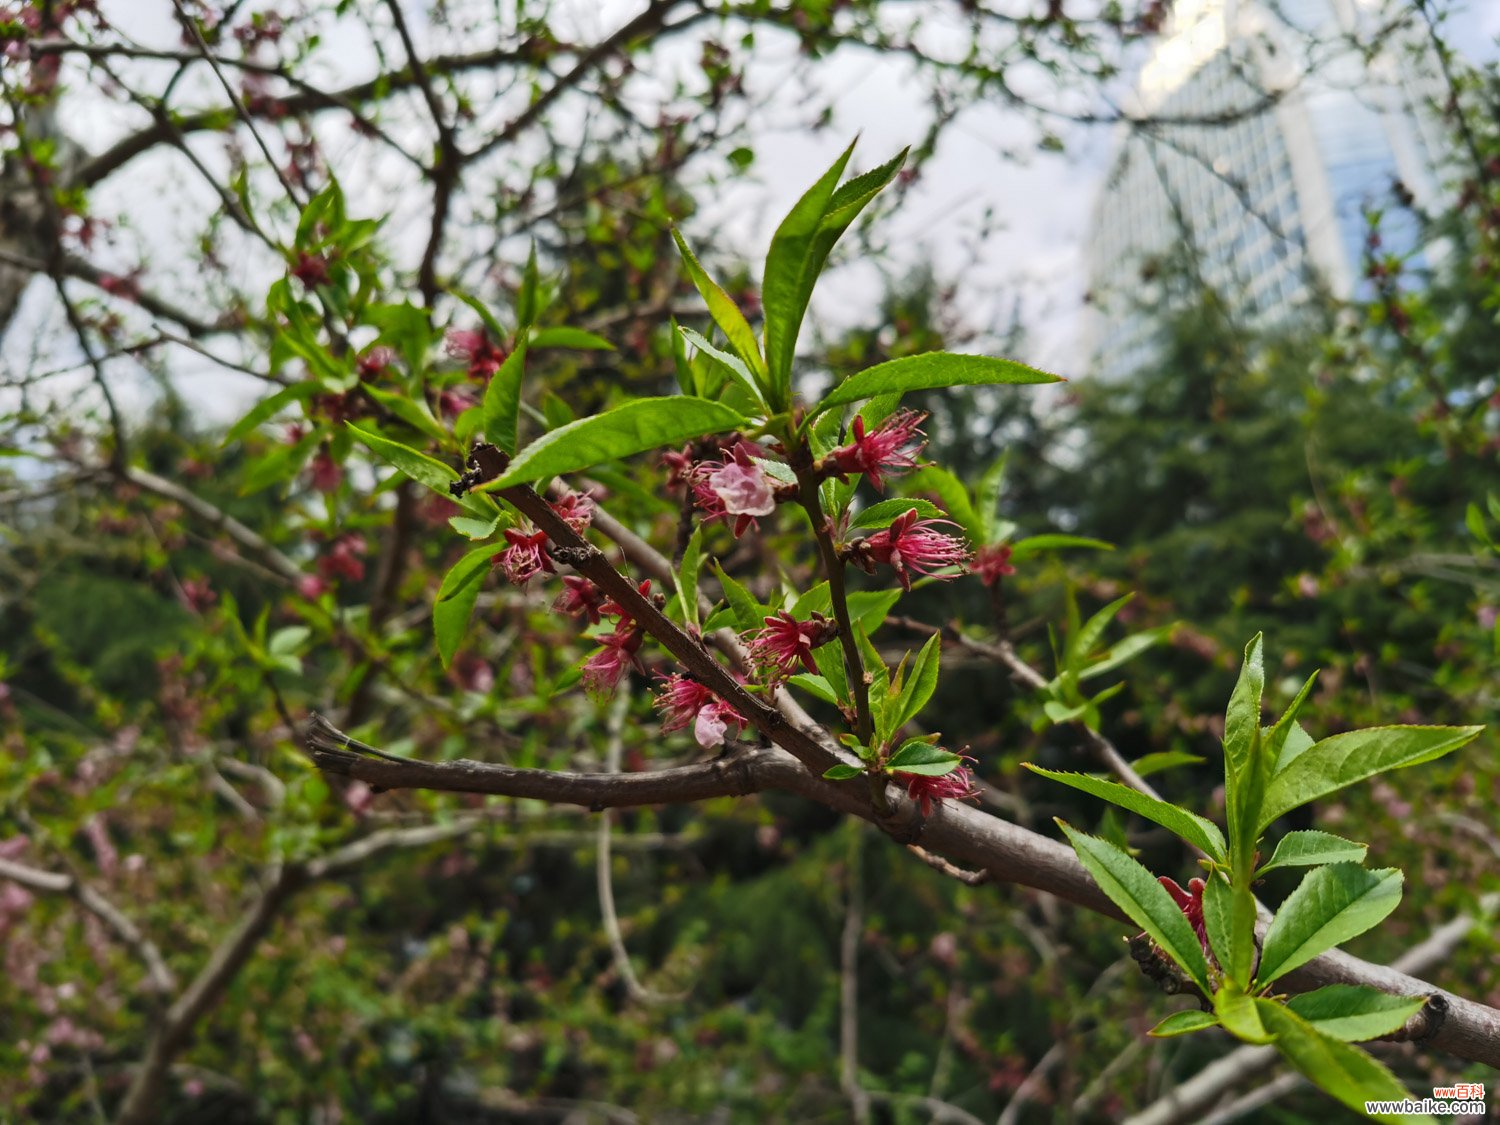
[1085,0,1450,380]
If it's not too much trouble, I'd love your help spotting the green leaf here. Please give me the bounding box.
[529,326,613,351]
[1147,1010,1220,1038]
[677,325,767,408]
[812,638,849,705]
[789,674,839,705]
[224,382,316,445]
[884,740,961,776]
[363,384,449,445]
[675,523,706,630]
[1202,871,1257,989]
[1056,822,1213,994]
[714,564,769,634]
[1286,985,1426,1043]
[489,398,749,487]
[1068,594,1133,671]
[1223,634,1265,787]
[1257,831,1368,875]
[822,763,864,781]
[1214,983,1275,1044]
[1025,765,1228,861]
[452,291,508,345]
[1008,534,1113,559]
[518,242,540,328]
[973,452,1008,542]
[1256,864,1403,986]
[815,352,1062,414]
[672,228,765,380]
[1129,750,1204,778]
[434,544,505,669]
[1255,1002,1430,1123]
[762,144,905,409]
[480,340,529,456]
[1259,725,1484,831]
[849,497,945,531]
[347,422,456,496]
[1077,627,1167,682]
[905,466,980,542]
[449,514,501,540]
[888,633,941,732]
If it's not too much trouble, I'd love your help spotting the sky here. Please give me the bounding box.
[5,0,1499,426]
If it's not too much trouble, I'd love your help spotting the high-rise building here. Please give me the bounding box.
[1085,0,1451,380]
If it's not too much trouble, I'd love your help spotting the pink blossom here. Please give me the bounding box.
[317,533,366,583]
[747,611,836,680]
[297,575,331,601]
[1478,605,1498,631]
[445,327,508,379]
[972,543,1016,586]
[852,508,970,592]
[691,442,778,537]
[496,525,552,586]
[550,489,595,532]
[826,410,927,491]
[598,579,652,623]
[655,674,747,748]
[290,251,330,287]
[582,624,645,698]
[895,757,979,817]
[308,448,342,493]
[555,575,607,624]
[436,383,479,420]
[356,346,395,378]
[178,576,217,613]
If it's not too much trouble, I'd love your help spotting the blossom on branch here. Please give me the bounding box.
[825,410,927,491]
[972,543,1016,586]
[496,525,552,586]
[554,576,607,625]
[690,442,778,537]
[894,756,979,817]
[583,623,645,698]
[655,674,747,749]
[746,611,836,680]
[1158,876,1214,962]
[846,508,970,591]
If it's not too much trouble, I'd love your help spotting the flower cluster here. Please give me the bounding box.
[494,491,595,587]
[824,410,927,491]
[844,508,970,592]
[654,674,747,749]
[894,755,979,817]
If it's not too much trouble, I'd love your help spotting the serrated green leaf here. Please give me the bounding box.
[678,325,766,408]
[672,228,765,381]
[1202,871,1257,988]
[1259,725,1483,831]
[849,497,944,531]
[1077,627,1167,682]
[888,633,941,732]
[676,523,705,630]
[489,398,749,487]
[480,340,529,456]
[904,466,980,542]
[1224,634,1265,787]
[1057,822,1213,995]
[1025,765,1228,861]
[434,543,506,669]
[884,740,961,776]
[224,382,316,446]
[822,763,864,780]
[347,422,456,494]
[1257,864,1403,986]
[1129,750,1205,778]
[762,144,905,409]
[1148,1009,1220,1038]
[1214,983,1275,1044]
[789,674,839,705]
[815,352,1061,414]
[449,515,501,540]
[1255,1001,1429,1122]
[1286,985,1426,1042]
[714,563,768,634]
[1257,831,1368,875]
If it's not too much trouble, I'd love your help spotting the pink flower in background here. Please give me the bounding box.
[356,346,395,379]
[317,533,366,583]
[178,576,217,613]
[297,575,330,601]
[445,327,508,379]
[895,757,979,817]
[691,442,777,536]
[972,543,1016,586]
[747,611,835,680]
[856,508,969,591]
[826,410,927,491]
[496,525,552,586]
[308,448,342,493]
